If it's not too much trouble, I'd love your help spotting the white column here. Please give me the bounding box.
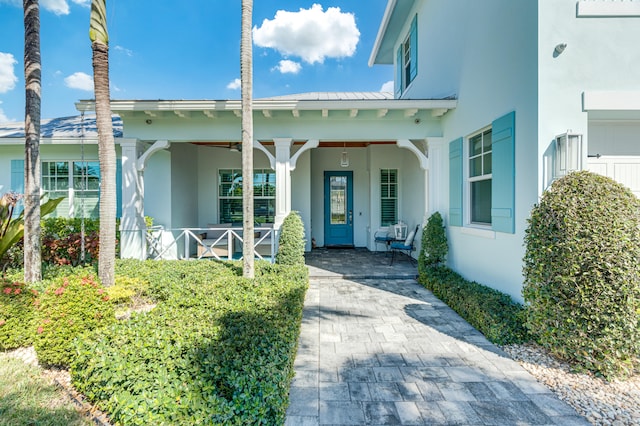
[273,138,293,228]
[119,140,146,259]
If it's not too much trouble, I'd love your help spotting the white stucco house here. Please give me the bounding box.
[2,0,640,301]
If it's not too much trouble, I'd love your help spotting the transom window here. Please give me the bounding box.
[42,161,100,218]
[468,129,492,225]
[218,169,275,224]
[380,169,398,226]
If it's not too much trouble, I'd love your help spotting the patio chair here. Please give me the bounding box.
[389,224,420,265]
[374,228,394,253]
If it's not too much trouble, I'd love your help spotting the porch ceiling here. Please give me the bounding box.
[75,97,456,120]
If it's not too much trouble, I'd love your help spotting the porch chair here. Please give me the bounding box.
[389,224,420,265]
[374,228,394,253]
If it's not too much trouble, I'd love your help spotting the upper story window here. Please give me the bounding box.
[396,15,418,97]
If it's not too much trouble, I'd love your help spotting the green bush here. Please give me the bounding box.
[523,171,640,379]
[0,279,37,350]
[418,212,448,275]
[276,211,306,266]
[33,273,115,367]
[419,266,529,345]
[71,261,308,425]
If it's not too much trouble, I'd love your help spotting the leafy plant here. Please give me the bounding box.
[276,211,306,266]
[71,260,308,425]
[419,266,529,345]
[523,171,640,379]
[33,273,115,367]
[418,212,448,274]
[0,193,63,271]
[0,278,37,350]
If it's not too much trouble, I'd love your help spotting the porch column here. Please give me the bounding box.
[119,140,146,259]
[273,138,293,228]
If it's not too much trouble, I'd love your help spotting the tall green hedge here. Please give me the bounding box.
[276,211,306,266]
[523,171,640,379]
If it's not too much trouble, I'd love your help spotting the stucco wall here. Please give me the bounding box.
[399,0,539,300]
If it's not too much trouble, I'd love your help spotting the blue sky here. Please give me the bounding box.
[0,0,393,123]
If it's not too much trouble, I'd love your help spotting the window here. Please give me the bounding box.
[42,160,100,218]
[380,169,398,226]
[395,15,418,97]
[219,169,275,224]
[449,111,515,234]
[468,129,492,225]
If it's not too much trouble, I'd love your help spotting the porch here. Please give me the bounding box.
[305,247,418,279]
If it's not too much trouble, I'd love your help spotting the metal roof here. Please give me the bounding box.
[0,114,123,138]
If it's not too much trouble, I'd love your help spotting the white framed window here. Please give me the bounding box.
[467,128,492,226]
[218,169,276,224]
[42,160,100,218]
[380,169,398,226]
[395,15,418,97]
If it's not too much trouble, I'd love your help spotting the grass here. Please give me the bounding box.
[0,353,92,426]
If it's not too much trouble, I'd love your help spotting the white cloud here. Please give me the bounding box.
[253,4,360,64]
[380,80,394,93]
[114,45,133,57]
[0,53,18,94]
[226,78,241,90]
[0,101,13,123]
[64,72,93,91]
[273,60,301,74]
[41,0,70,15]
[71,0,90,7]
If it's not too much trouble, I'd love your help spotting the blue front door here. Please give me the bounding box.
[324,171,354,247]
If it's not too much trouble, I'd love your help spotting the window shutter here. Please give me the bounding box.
[491,111,516,234]
[116,158,122,218]
[10,160,24,215]
[409,15,418,82]
[449,138,463,227]
[395,46,402,97]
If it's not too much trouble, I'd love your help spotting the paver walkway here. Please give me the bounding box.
[285,249,588,425]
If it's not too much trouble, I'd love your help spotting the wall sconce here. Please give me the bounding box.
[145,119,153,125]
[554,43,567,56]
[340,142,349,167]
[554,131,583,179]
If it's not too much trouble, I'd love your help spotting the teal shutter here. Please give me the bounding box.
[10,160,24,215]
[491,111,516,234]
[449,138,463,227]
[409,15,418,82]
[395,46,402,97]
[116,159,122,218]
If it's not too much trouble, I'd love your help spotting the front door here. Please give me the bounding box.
[324,171,354,247]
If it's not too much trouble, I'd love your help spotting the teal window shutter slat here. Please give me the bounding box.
[409,15,418,81]
[395,46,402,97]
[449,138,463,227]
[491,111,516,234]
[10,159,24,215]
[116,158,122,218]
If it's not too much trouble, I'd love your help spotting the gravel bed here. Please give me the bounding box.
[503,343,640,426]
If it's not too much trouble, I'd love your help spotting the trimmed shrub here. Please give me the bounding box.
[418,212,448,275]
[33,274,115,367]
[419,266,529,345]
[0,279,37,350]
[523,171,640,379]
[71,261,308,425]
[276,211,306,266]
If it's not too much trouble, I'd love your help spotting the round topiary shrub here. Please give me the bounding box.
[418,211,448,275]
[523,171,640,379]
[0,279,37,350]
[34,274,115,367]
[276,211,305,266]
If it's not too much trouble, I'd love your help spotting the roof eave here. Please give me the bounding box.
[368,0,416,66]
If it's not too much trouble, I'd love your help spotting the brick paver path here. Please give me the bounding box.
[285,277,588,425]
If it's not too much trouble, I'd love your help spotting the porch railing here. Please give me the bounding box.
[145,226,277,262]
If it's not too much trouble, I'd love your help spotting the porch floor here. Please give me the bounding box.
[305,248,417,279]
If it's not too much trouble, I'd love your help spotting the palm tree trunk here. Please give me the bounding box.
[241,0,254,278]
[91,0,116,287]
[23,0,42,283]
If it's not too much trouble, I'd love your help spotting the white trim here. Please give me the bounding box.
[577,1,640,17]
[460,226,496,239]
[584,91,640,111]
[369,0,398,67]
